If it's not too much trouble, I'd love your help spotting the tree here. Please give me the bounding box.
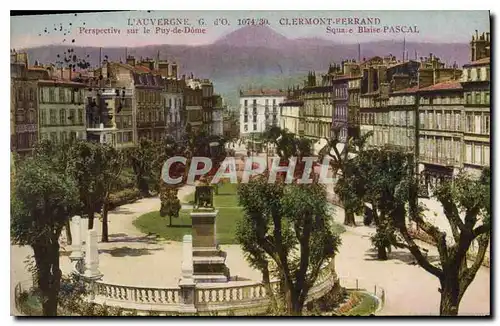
[11,156,79,316]
[392,166,490,316]
[33,139,75,244]
[100,147,126,242]
[237,177,340,315]
[67,141,113,230]
[319,127,373,226]
[127,138,155,197]
[335,148,410,260]
[237,132,339,315]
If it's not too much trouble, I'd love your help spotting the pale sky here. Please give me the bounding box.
[10,10,490,49]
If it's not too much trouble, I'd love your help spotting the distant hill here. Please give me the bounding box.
[20,25,470,108]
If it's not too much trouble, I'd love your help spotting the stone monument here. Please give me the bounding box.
[191,186,230,283]
[84,228,103,280]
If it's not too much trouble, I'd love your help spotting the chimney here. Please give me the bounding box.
[476,29,479,38]
[158,61,169,78]
[126,55,136,66]
[171,62,178,78]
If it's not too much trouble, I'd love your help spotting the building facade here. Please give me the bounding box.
[38,79,87,144]
[239,89,285,138]
[301,72,333,153]
[279,86,303,135]
[460,31,490,177]
[184,78,204,132]
[212,95,224,136]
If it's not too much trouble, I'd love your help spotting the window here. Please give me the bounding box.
[40,109,47,126]
[253,123,257,131]
[428,112,434,129]
[253,115,257,123]
[60,109,66,125]
[466,93,472,104]
[49,89,55,102]
[475,93,481,105]
[27,109,36,124]
[484,146,490,165]
[50,109,56,125]
[117,133,123,143]
[484,114,490,134]
[474,144,481,165]
[445,113,450,130]
[475,114,481,134]
[50,132,57,142]
[485,92,490,105]
[60,131,67,143]
[244,100,248,107]
[253,99,257,106]
[436,113,442,130]
[244,115,248,123]
[79,109,84,125]
[466,113,473,133]
[59,88,66,103]
[455,113,461,131]
[16,109,25,123]
[455,141,461,163]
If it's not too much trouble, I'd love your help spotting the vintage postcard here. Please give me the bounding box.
[10,10,490,317]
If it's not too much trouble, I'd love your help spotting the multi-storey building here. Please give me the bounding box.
[133,58,166,142]
[359,55,421,148]
[163,76,184,141]
[212,95,224,136]
[11,51,40,155]
[239,89,285,138]
[185,78,204,132]
[345,61,362,140]
[38,77,87,144]
[301,72,333,153]
[386,86,418,153]
[201,80,215,134]
[460,31,490,177]
[331,65,350,141]
[417,81,464,187]
[279,86,303,135]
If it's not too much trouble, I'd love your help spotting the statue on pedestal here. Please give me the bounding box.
[194,185,214,210]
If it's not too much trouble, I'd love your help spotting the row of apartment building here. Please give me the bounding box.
[239,30,490,188]
[11,52,226,156]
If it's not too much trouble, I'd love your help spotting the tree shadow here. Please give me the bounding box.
[108,233,159,244]
[99,246,163,257]
[110,206,136,215]
[364,248,440,265]
[165,224,192,228]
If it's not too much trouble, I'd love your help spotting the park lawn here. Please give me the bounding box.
[343,291,379,316]
[133,207,244,245]
[183,182,240,207]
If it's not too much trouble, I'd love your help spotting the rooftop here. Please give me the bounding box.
[418,81,462,92]
[240,89,285,97]
[464,57,490,67]
[391,85,419,95]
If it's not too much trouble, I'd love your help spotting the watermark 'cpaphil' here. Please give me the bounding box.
[161,156,337,185]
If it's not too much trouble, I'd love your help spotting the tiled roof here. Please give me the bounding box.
[464,57,490,67]
[418,81,462,92]
[240,89,285,97]
[392,86,419,94]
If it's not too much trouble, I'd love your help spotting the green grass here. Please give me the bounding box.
[138,183,345,245]
[134,207,244,245]
[344,291,379,316]
[182,182,240,207]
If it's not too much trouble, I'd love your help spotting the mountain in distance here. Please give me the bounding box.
[20,25,470,108]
